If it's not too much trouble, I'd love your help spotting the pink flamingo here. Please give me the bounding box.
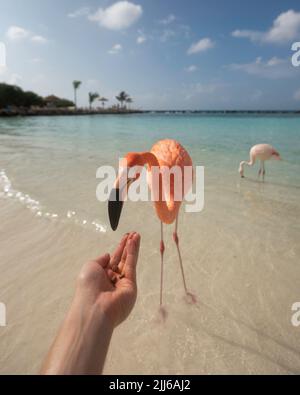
[239,144,281,180]
[108,139,195,311]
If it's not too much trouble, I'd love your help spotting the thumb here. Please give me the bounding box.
[94,253,110,268]
[124,233,141,284]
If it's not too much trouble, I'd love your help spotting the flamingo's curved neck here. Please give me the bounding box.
[139,152,178,225]
[139,152,159,168]
[240,155,256,173]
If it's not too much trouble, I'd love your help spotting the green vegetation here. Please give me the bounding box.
[0,83,44,108]
[88,92,100,110]
[72,80,82,109]
[116,91,130,108]
[0,82,137,116]
[99,97,109,108]
[0,84,75,110]
[44,95,74,108]
[126,97,133,109]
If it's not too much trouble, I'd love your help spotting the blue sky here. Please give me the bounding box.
[0,0,300,109]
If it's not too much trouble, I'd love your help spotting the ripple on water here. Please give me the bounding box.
[0,169,106,234]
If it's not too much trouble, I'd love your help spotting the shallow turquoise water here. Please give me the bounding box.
[1,114,300,374]
[1,114,300,169]
[1,113,300,225]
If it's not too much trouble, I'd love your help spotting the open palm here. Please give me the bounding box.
[76,233,141,328]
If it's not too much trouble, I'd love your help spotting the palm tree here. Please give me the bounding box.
[116,91,129,109]
[88,92,99,110]
[126,97,133,110]
[72,80,82,109]
[99,97,109,109]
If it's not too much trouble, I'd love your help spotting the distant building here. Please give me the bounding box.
[44,95,74,109]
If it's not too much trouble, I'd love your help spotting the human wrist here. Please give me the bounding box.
[69,294,114,335]
[45,298,114,375]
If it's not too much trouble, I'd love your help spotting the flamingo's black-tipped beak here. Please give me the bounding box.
[108,178,134,231]
[108,188,124,231]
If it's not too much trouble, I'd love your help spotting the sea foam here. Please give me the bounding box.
[0,169,106,233]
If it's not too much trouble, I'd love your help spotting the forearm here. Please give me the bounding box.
[41,298,113,375]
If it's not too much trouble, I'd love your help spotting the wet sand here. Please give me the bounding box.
[1,176,300,374]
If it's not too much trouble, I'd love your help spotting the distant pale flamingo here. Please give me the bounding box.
[108,139,195,311]
[239,144,281,180]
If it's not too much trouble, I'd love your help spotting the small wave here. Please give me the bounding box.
[0,169,41,212]
[0,169,106,233]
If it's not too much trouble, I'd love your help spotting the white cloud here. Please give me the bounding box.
[228,56,295,79]
[232,10,300,44]
[185,65,198,72]
[108,43,122,54]
[6,26,48,44]
[137,35,146,44]
[232,30,262,42]
[294,88,300,101]
[187,38,215,55]
[159,14,176,25]
[157,23,190,43]
[266,56,284,66]
[6,26,30,41]
[266,10,300,43]
[68,7,90,18]
[89,1,142,31]
[160,29,176,43]
[31,35,48,44]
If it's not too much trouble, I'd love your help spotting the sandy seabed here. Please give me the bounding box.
[1,174,300,375]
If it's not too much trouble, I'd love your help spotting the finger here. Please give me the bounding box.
[110,233,129,271]
[124,233,141,284]
[107,269,117,284]
[94,253,110,269]
[118,232,135,273]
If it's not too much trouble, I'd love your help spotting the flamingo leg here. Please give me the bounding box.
[258,161,263,179]
[262,161,266,182]
[160,222,165,307]
[173,216,188,295]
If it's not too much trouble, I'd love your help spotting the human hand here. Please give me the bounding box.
[75,232,141,328]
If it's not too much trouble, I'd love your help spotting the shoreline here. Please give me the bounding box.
[0,108,144,117]
[0,108,300,117]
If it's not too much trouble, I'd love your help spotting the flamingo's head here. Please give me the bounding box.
[239,162,245,178]
[108,153,142,231]
[271,149,281,160]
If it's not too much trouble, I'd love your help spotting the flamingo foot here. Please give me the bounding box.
[184,292,197,305]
